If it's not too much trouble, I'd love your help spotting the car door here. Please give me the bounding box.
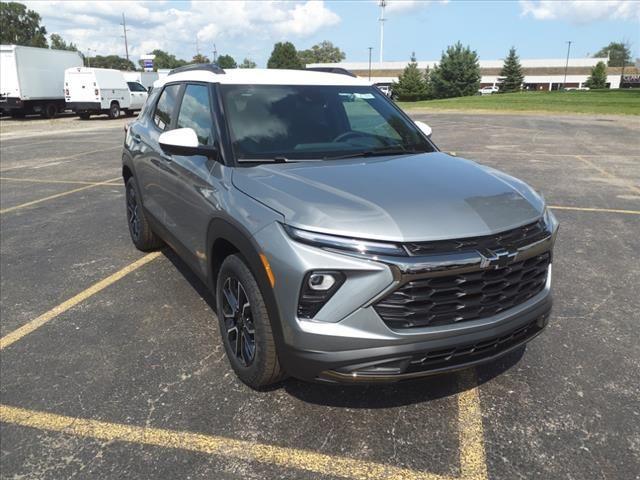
[127,81,147,110]
[158,82,224,275]
[133,82,183,226]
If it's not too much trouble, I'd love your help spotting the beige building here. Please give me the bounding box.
[308,58,640,90]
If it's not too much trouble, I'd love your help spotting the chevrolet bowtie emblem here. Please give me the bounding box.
[480,248,518,269]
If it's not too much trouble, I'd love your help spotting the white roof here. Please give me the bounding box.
[153,68,370,89]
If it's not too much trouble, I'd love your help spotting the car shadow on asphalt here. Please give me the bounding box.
[162,247,526,407]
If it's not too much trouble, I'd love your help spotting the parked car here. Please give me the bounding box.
[65,67,148,119]
[478,86,499,95]
[375,84,393,97]
[122,65,559,388]
[0,44,83,118]
[123,71,159,91]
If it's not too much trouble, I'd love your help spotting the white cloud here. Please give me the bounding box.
[382,0,448,15]
[23,1,341,66]
[520,0,640,23]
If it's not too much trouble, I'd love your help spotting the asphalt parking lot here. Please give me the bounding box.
[1,111,638,480]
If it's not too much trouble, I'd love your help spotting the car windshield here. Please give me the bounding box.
[219,84,434,162]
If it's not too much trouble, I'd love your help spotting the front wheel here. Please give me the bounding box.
[125,177,163,251]
[78,112,91,120]
[216,254,285,389]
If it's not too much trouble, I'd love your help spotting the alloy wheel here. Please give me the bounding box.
[221,276,256,366]
[126,185,140,241]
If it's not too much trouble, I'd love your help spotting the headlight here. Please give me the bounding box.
[543,206,558,233]
[283,224,407,257]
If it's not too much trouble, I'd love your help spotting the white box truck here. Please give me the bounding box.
[64,67,148,119]
[123,71,158,91]
[0,44,83,118]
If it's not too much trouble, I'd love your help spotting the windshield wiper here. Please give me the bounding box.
[237,156,296,163]
[323,145,423,161]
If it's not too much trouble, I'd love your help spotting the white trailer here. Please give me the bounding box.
[0,44,83,118]
[123,71,158,91]
[65,67,148,119]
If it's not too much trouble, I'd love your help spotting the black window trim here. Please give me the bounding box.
[151,81,185,133]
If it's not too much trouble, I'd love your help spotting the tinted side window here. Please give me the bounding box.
[176,84,215,145]
[127,82,147,92]
[153,84,181,130]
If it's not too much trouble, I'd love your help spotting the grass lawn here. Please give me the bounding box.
[397,90,640,116]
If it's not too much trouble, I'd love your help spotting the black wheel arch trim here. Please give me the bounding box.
[206,217,287,358]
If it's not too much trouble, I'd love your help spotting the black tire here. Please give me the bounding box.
[10,110,25,118]
[41,103,57,119]
[125,177,163,251]
[78,112,91,120]
[125,109,135,117]
[216,254,285,389]
[108,102,120,119]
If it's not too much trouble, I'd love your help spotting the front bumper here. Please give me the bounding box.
[253,221,557,383]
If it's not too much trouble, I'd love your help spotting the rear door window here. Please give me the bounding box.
[176,84,215,145]
[153,84,181,130]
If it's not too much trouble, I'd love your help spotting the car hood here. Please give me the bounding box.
[231,152,544,242]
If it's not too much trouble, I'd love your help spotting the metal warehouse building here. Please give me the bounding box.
[308,58,639,90]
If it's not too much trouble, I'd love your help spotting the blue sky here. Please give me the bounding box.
[23,1,640,66]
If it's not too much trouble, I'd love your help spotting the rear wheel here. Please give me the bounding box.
[41,103,57,119]
[78,112,91,120]
[125,177,163,251]
[108,102,120,119]
[216,254,285,389]
[125,109,135,117]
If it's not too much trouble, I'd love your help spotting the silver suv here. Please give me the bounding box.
[122,65,559,388]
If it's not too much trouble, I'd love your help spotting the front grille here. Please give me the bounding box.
[374,252,550,329]
[405,318,544,374]
[405,219,548,256]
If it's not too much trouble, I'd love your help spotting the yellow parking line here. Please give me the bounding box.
[457,370,488,480]
[0,145,121,173]
[0,403,453,480]
[549,205,640,215]
[573,155,640,195]
[0,176,123,186]
[0,252,161,350]
[0,176,122,214]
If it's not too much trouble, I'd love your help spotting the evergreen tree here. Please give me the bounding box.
[497,47,524,93]
[217,54,237,69]
[267,42,302,69]
[430,42,481,99]
[392,53,428,101]
[584,61,608,89]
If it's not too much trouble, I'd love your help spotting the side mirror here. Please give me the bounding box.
[158,128,216,158]
[415,120,432,138]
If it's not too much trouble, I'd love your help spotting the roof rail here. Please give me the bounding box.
[305,67,357,78]
[168,63,225,76]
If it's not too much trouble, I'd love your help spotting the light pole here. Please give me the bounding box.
[120,13,130,66]
[378,0,386,63]
[368,47,373,81]
[562,40,572,90]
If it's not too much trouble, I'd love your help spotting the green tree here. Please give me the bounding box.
[192,53,210,64]
[138,49,187,70]
[430,42,481,99]
[497,47,524,93]
[217,54,237,69]
[0,2,48,47]
[298,40,346,66]
[50,33,77,51]
[239,58,257,69]
[584,61,608,89]
[594,42,632,67]
[88,55,135,70]
[392,53,428,101]
[267,42,302,69]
